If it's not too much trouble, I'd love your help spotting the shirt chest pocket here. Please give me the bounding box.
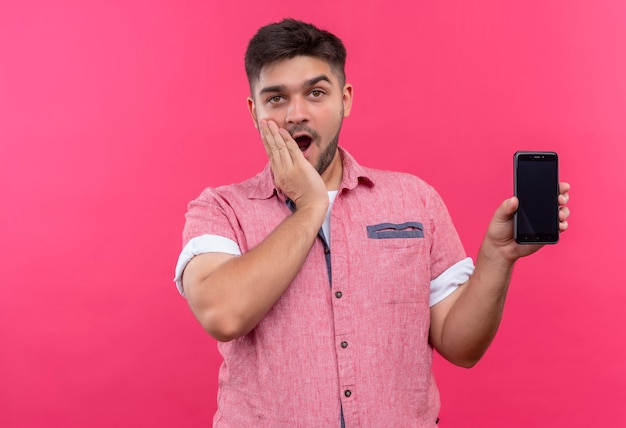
[361,221,430,304]
[366,222,425,247]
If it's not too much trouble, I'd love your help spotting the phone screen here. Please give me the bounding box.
[514,152,559,244]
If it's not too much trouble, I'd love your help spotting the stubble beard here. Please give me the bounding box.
[314,109,344,176]
[315,129,340,175]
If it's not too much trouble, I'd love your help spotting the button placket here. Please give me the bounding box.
[329,198,358,425]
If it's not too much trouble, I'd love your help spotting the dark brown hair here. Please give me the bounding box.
[245,19,347,89]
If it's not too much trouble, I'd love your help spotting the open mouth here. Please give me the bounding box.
[294,135,313,152]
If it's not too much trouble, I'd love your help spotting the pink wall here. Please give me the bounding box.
[1,1,624,426]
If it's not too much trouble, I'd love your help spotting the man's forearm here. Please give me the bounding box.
[185,204,326,341]
[436,243,514,367]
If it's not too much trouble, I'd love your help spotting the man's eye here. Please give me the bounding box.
[268,96,283,104]
[310,90,324,98]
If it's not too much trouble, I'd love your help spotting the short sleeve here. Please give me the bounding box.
[182,187,240,247]
[174,187,242,296]
[173,234,241,296]
[429,257,474,306]
[427,185,468,280]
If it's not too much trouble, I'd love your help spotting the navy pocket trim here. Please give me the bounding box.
[366,222,424,239]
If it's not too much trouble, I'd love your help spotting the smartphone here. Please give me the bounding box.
[514,151,560,244]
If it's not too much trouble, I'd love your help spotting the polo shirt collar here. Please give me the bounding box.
[244,146,374,200]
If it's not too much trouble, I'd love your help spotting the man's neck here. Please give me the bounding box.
[321,150,344,191]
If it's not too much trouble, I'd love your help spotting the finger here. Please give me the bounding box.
[260,120,291,170]
[559,206,570,221]
[559,192,570,206]
[279,128,304,160]
[559,182,571,201]
[259,120,276,159]
[266,120,293,167]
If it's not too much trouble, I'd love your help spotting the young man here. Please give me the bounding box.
[175,19,571,427]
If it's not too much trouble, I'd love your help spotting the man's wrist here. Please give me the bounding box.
[478,240,517,273]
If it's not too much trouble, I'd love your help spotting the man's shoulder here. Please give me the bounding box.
[361,164,435,193]
[194,166,274,202]
[341,149,431,188]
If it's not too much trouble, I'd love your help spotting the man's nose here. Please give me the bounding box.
[285,96,309,124]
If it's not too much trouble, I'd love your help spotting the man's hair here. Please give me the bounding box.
[245,19,347,89]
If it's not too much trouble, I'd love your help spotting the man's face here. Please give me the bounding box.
[248,56,353,179]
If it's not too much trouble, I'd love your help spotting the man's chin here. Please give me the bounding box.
[315,142,339,175]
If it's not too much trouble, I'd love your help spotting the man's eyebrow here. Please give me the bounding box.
[305,74,332,87]
[258,74,332,95]
[259,84,286,96]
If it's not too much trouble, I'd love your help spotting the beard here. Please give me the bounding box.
[314,126,341,175]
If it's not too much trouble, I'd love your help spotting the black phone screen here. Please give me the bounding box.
[514,152,559,244]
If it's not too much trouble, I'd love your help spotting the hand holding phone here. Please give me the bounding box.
[514,151,560,244]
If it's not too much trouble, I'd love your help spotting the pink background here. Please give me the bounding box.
[1,1,624,426]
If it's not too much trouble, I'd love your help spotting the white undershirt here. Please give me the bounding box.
[322,190,339,243]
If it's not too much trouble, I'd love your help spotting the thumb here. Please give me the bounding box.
[495,196,518,223]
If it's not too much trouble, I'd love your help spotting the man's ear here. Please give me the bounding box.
[342,83,353,118]
[247,96,258,129]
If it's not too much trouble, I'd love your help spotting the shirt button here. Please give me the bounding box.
[324,246,330,254]
[335,291,342,299]
[341,341,348,349]
[344,390,352,398]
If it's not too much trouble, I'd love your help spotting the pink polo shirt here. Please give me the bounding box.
[175,148,473,427]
